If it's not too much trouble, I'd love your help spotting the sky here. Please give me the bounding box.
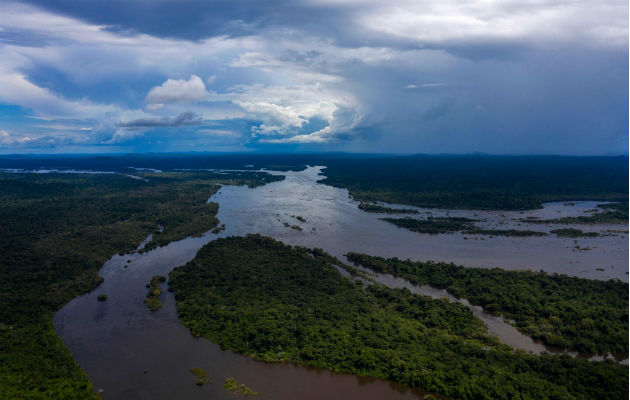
[0,0,627,154]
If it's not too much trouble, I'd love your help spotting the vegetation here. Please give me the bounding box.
[346,253,628,354]
[3,154,627,211]
[224,378,258,396]
[383,217,549,236]
[137,171,281,251]
[358,203,419,214]
[523,202,628,225]
[381,217,477,234]
[381,217,547,237]
[170,235,627,400]
[463,228,547,237]
[189,367,210,386]
[283,222,303,231]
[0,170,280,399]
[96,294,107,302]
[0,153,309,172]
[382,217,548,236]
[212,224,226,234]
[551,229,599,238]
[320,155,628,210]
[145,275,166,312]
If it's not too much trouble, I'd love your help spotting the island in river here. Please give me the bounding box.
[169,235,627,400]
[0,154,627,399]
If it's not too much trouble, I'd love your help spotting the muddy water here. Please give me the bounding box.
[214,166,628,281]
[54,166,628,399]
[55,233,438,399]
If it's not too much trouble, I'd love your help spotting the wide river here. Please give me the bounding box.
[54,166,628,399]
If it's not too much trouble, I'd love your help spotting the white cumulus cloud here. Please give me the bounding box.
[145,75,208,106]
[209,82,362,142]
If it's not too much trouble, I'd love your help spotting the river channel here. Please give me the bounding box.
[54,166,628,399]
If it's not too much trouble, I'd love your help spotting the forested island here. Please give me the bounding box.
[145,275,166,312]
[380,217,478,234]
[1,154,628,400]
[346,253,628,354]
[0,170,281,399]
[358,202,419,214]
[550,228,600,238]
[381,217,548,237]
[169,235,628,400]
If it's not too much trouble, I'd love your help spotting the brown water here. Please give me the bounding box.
[54,233,441,399]
[54,166,629,399]
[213,166,627,280]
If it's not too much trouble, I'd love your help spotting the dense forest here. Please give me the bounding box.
[320,156,628,210]
[346,253,628,354]
[3,155,628,212]
[0,170,280,399]
[169,235,628,400]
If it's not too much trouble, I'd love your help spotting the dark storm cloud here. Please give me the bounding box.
[19,0,335,40]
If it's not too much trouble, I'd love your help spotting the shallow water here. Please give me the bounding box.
[54,166,628,399]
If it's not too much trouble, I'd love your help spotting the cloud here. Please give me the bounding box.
[230,51,344,83]
[351,0,629,49]
[0,130,12,145]
[16,0,628,51]
[0,128,52,148]
[0,65,120,119]
[198,129,237,136]
[145,75,208,106]
[0,1,627,154]
[207,82,362,142]
[117,112,203,128]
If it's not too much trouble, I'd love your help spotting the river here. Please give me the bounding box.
[54,166,628,399]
